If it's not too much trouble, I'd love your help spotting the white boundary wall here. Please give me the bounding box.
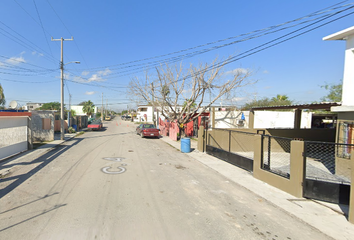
[0,117,28,160]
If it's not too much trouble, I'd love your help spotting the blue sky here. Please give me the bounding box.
[0,0,354,112]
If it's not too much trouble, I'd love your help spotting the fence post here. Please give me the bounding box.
[289,140,305,198]
[349,152,354,223]
[229,130,231,152]
[197,126,205,152]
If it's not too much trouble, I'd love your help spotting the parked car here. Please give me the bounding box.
[105,115,111,121]
[124,116,132,121]
[136,124,160,138]
[88,119,103,130]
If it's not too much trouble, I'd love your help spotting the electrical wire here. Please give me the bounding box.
[75,1,353,73]
[32,0,53,57]
[46,0,90,69]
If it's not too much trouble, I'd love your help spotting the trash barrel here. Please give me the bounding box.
[181,137,191,153]
[72,124,77,131]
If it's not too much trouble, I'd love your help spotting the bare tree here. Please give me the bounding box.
[129,58,252,136]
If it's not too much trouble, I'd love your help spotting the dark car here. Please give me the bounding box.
[88,119,103,130]
[136,124,160,138]
[124,116,132,121]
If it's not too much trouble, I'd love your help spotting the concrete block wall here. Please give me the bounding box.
[31,111,55,142]
[0,116,28,160]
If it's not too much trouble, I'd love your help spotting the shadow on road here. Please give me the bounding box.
[0,138,83,200]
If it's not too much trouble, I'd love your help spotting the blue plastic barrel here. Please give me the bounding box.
[72,124,77,131]
[181,138,191,153]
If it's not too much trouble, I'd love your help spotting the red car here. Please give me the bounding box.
[88,120,103,130]
[136,124,160,138]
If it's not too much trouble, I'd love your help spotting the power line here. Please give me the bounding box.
[46,0,89,68]
[32,0,53,57]
[74,1,353,73]
[150,6,354,88]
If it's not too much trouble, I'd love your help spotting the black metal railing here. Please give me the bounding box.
[304,141,353,184]
[261,135,292,179]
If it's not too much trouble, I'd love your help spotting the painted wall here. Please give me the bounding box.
[254,111,312,129]
[0,117,28,160]
[214,110,312,129]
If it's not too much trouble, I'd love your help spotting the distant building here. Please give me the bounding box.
[25,103,44,110]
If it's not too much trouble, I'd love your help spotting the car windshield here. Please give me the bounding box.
[92,120,101,124]
[143,124,155,128]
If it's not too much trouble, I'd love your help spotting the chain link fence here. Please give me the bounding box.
[261,135,292,179]
[304,141,353,184]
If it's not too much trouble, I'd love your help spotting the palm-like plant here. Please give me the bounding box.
[82,100,95,117]
[0,84,5,107]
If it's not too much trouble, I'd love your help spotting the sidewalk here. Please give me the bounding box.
[0,132,78,178]
[159,135,354,240]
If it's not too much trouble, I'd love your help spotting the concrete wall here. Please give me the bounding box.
[214,110,312,129]
[254,111,312,129]
[31,111,55,142]
[214,110,248,128]
[0,115,30,160]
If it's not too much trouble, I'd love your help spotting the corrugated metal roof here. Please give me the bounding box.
[250,102,340,111]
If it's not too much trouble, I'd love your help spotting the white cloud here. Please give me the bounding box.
[82,71,90,76]
[263,70,269,74]
[85,91,95,95]
[32,51,44,57]
[231,97,246,101]
[225,68,249,76]
[86,68,111,82]
[6,56,26,65]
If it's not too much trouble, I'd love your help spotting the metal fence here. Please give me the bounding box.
[207,128,256,157]
[304,141,353,184]
[206,128,256,171]
[261,135,292,179]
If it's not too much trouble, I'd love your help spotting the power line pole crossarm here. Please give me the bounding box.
[51,37,74,140]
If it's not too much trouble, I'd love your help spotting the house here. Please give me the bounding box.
[324,26,354,146]
[25,102,44,110]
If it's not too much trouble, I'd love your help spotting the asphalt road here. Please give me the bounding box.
[0,118,333,240]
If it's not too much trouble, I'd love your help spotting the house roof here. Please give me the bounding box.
[323,26,354,41]
[250,102,341,111]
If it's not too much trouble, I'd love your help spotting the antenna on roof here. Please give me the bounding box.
[9,100,18,109]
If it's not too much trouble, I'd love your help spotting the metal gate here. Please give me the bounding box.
[303,141,352,204]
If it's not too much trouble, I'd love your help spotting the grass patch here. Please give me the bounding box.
[75,131,85,136]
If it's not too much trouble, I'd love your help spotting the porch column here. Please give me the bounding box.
[294,108,302,129]
[249,110,255,129]
[349,152,354,223]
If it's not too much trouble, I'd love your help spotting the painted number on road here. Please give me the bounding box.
[101,157,127,174]
[101,166,126,174]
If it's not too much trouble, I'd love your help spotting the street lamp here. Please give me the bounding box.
[60,60,80,140]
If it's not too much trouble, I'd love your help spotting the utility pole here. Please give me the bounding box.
[68,93,72,128]
[101,92,104,122]
[51,37,74,140]
[151,83,155,125]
